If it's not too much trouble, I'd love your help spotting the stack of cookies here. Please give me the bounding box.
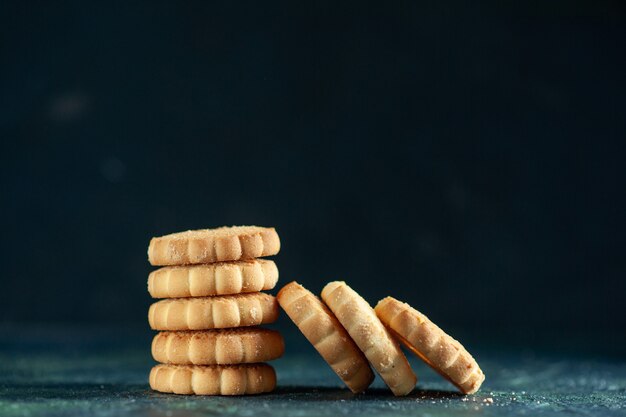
[147,226,283,396]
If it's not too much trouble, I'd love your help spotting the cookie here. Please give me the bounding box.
[152,328,284,365]
[148,293,279,331]
[277,281,374,393]
[148,226,280,266]
[321,281,417,396]
[375,296,485,394]
[149,364,276,395]
[148,259,279,298]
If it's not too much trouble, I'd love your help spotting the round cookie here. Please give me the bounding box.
[148,226,280,266]
[149,364,276,395]
[148,293,279,331]
[277,281,374,393]
[152,328,284,365]
[321,281,417,396]
[375,296,485,394]
[148,259,279,298]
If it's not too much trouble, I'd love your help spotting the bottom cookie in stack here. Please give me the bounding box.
[150,363,277,395]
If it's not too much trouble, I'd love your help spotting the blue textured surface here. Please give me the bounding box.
[1,328,624,417]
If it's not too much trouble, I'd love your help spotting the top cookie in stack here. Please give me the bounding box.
[147,226,283,396]
[148,226,280,267]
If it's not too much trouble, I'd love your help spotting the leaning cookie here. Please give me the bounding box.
[149,364,276,395]
[277,281,374,393]
[148,293,279,331]
[148,259,279,298]
[321,281,417,396]
[152,328,284,365]
[148,226,280,266]
[375,297,485,394]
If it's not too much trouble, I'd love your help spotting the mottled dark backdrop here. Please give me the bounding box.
[1,1,625,353]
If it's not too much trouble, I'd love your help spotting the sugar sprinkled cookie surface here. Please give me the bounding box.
[375,296,485,394]
[321,281,417,396]
[148,226,280,266]
[277,281,374,393]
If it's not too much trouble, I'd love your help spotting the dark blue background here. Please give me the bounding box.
[1,1,625,353]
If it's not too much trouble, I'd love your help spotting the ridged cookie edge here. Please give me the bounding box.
[148,226,280,266]
[321,281,417,396]
[149,364,276,395]
[148,259,279,298]
[148,293,279,331]
[152,328,284,365]
[375,296,485,394]
[277,281,374,393]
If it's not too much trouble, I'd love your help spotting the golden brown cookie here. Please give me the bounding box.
[321,281,417,396]
[277,281,374,393]
[152,328,284,365]
[148,259,279,298]
[148,293,279,331]
[149,364,276,395]
[375,296,485,394]
[148,226,280,266]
